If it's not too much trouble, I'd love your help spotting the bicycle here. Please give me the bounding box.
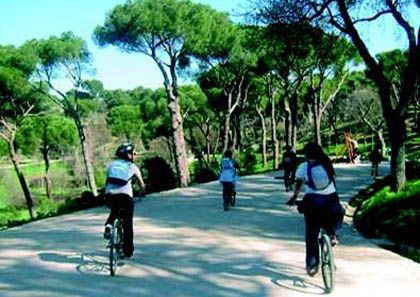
[108,209,126,276]
[221,182,235,211]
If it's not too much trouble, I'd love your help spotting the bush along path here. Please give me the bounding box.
[350,162,420,262]
[0,162,419,297]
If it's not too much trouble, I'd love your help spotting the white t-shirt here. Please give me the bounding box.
[219,158,238,182]
[295,161,336,195]
[105,160,141,197]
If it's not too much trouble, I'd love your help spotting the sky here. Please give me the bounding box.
[0,0,419,91]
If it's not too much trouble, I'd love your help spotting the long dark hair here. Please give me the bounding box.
[303,142,335,181]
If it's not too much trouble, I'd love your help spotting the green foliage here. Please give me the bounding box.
[375,49,408,89]
[237,146,258,175]
[190,159,218,184]
[16,115,78,156]
[106,105,144,141]
[94,0,236,61]
[0,139,7,157]
[0,45,43,120]
[354,179,420,247]
[36,196,59,217]
[25,31,91,74]
[0,206,30,229]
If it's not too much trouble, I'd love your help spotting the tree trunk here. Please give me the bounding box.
[290,93,298,150]
[8,141,35,219]
[377,129,386,159]
[312,92,322,145]
[256,104,267,169]
[41,145,52,200]
[389,117,406,191]
[270,95,279,169]
[223,110,231,152]
[167,88,190,187]
[283,98,292,147]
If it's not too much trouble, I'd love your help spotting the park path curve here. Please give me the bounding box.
[1,163,419,297]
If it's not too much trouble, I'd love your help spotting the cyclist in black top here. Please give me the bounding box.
[282,145,297,192]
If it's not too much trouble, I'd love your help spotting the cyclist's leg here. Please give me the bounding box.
[304,211,321,271]
[222,182,228,205]
[291,166,296,184]
[104,194,118,226]
[284,167,290,189]
[231,181,236,196]
[317,194,342,248]
[120,195,134,257]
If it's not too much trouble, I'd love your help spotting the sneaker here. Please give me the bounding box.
[103,224,112,239]
[306,264,319,277]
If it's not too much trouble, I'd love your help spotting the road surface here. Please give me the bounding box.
[1,163,419,297]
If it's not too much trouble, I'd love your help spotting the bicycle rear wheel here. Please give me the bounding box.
[109,220,121,276]
[320,233,335,293]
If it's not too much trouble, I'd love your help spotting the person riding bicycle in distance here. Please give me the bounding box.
[286,142,343,277]
[103,143,145,259]
[219,149,239,206]
[282,145,297,192]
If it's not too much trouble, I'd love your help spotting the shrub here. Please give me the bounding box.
[143,156,177,192]
[192,162,218,183]
[238,147,258,175]
[354,179,420,247]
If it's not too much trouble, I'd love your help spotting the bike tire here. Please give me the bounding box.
[230,191,236,206]
[320,233,335,293]
[109,220,120,276]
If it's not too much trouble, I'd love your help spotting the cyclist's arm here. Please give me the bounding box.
[287,178,303,205]
[131,165,145,191]
[133,173,145,190]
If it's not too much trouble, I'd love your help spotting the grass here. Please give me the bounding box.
[353,177,420,262]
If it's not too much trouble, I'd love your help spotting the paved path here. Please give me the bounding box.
[1,163,419,297]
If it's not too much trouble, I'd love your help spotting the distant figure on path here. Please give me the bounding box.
[369,145,382,178]
[282,145,297,192]
[219,149,239,211]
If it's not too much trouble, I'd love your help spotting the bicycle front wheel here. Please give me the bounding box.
[320,233,335,293]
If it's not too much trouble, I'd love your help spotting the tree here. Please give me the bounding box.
[17,115,78,199]
[94,0,235,187]
[254,0,420,191]
[179,84,217,168]
[0,45,41,218]
[107,105,144,142]
[198,25,260,152]
[25,32,99,196]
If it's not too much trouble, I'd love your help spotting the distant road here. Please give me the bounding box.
[1,162,419,297]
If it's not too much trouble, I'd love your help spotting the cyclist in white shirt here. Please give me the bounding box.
[287,142,344,276]
[103,143,145,259]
